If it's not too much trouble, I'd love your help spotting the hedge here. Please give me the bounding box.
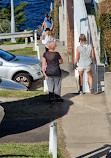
[97,0,111,71]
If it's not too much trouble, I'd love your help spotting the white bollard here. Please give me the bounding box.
[49,123,54,154]
[49,122,57,158]
[36,43,40,60]
[53,123,57,158]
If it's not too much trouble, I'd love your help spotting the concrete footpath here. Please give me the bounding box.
[52,41,111,158]
[61,66,111,158]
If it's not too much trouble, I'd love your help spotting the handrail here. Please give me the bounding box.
[81,0,88,26]
[93,0,98,17]
[0,31,34,39]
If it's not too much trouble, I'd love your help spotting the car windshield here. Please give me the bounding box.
[0,49,15,61]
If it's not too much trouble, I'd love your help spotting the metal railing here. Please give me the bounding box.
[92,0,98,17]
[0,30,40,60]
[0,30,34,40]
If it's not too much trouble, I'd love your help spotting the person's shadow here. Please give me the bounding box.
[0,91,77,142]
[76,144,111,158]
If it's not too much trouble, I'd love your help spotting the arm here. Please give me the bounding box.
[42,57,48,79]
[91,45,97,64]
[50,18,54,30]
[41,21,45,30]
[50,22,54,31]
[76,47,80,64]
[74,47,80,69]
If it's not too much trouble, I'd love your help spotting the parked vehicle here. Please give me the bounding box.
[0,49,43,87]
[0,78,28,91]
[0,106,5,124]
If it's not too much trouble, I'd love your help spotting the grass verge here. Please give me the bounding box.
[0,142,52,158]
[0,90,44,98]
[57,119,70,158]
[8,47,37,56]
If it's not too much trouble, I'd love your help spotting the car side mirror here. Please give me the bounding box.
[0,61,3,66]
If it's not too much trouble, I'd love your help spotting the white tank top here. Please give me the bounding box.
[78,44,93,67]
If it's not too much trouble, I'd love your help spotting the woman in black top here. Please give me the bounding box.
[42,41,63,103]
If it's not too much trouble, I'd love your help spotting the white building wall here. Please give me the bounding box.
[59,0,67,47]
[59,6,65,42]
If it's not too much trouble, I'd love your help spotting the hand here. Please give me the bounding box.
[50,27,53,31]
[73,63,78,70]
[45,75,48,79]
[40,36,43,40]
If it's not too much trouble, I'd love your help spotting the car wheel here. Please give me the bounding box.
[13,73,32,88]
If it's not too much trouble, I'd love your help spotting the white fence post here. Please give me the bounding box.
[25,30,28,45]
[49,122,57,158]
[34,30,37,51]
[30,36,34,42]
[34,30,40,60]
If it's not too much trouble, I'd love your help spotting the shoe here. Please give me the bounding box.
[55,94,64,103]
[90,88,95,94]
[78,90,83,95]
[48,92,55,103]
[56,97,64,103]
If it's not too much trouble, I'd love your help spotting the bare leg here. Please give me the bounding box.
[87,70,93,87]
[78,71,84,86]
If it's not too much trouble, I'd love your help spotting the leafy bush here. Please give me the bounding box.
[97,0,111,71]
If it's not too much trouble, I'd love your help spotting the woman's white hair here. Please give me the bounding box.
[47,41,56,49]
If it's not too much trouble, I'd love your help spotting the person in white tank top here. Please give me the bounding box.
[75,34,97,94]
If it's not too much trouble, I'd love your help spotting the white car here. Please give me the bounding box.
[0,106,5,124]
[0,49,43,87]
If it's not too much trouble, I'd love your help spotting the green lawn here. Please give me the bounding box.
[0,90,44,98]
[8,47,37,56]
[0,142,52,158]
[2,41,26,45]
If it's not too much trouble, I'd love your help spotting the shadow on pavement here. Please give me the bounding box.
[61,69,69,79]
[0,93,75,140]
[76,144,111,158]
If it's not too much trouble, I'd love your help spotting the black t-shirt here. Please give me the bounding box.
[43,51,62,77]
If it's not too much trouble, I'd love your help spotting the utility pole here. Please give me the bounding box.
[11,0,16,43]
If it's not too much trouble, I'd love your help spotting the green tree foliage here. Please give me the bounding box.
[0,19,10,33]
[14,2,28,31]
[0,4,11,33]
[0,1,28,33]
